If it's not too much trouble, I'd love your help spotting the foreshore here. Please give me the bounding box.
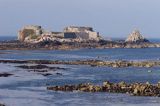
[0,59,160,68]
[1,40,160,99]
[1,59,160,98]
[0,40,160,50]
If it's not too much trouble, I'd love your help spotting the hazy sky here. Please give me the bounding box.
[0,0,160,38]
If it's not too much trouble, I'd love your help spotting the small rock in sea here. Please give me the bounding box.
[16,64,66,70]
[148,70,152,73]
[0,72,13,77]
[97,56,100,58]
[42,73,52,76]
[56,73,63,75]
[16,64,51,69]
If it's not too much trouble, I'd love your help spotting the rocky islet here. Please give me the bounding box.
[0,26,160,50]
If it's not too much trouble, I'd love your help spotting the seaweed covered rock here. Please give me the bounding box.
[47,81,160,97]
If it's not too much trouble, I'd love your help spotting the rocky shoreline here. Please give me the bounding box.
[0,59,160,68]
[0,40,160,50]
[47,81,160,97]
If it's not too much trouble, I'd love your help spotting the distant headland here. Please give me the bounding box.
[0,25,160,50]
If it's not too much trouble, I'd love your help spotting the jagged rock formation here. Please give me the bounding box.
[125,30,149,43]
[18,25,102,43]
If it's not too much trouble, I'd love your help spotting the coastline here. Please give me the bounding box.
[0,59,160,68]
[0,40,160,50]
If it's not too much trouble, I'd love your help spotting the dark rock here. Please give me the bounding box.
[47,81,160,97]
[16,64,66,70]
[16,64,51,69]
[0,59,159,68]
[0,73,13,77]
[28,70,49,72]
[56,73,63,75]
[42,73,52,76]
[0,39,159,50]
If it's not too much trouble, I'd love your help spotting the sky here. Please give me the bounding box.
[0,0,160,38]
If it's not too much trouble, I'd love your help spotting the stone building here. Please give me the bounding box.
[18,25,102,43]
[63,26,101,41]
[64,26,93,32]
[18,25,43,42]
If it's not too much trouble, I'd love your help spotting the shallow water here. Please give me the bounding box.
[0,48,160,106]
[0,48,160,61]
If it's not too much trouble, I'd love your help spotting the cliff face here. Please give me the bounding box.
[125,30,149,43]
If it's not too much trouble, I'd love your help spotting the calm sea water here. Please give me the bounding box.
[0,36,16,41]
[0,36,160,106]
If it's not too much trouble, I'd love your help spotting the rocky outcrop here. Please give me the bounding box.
[125,30,149,43]
[0,72,13,77]
[47,81,160,97]
[16,64,66,76]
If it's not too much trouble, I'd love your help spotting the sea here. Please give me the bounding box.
[0,36,160,106]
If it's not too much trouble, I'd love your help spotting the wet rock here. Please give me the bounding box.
[16,64,67,76]
[0,72,13,77]
[16,64,66,70]
[0,59,160,68]
[56,73,63,75]
[17,64,52,69]
[28,69,49,72]
[47,81,160,97]
[42,73,52,76]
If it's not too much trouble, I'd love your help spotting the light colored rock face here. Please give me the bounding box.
[125,30,148,42]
